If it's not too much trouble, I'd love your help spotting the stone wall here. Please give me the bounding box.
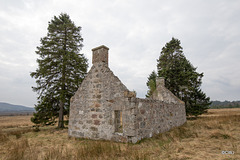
[68,60,132,141]
[152,77,183,104]
[128,98,186,143]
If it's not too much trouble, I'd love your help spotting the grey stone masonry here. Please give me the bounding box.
[68,45,186,143]
[92,45,109,66]
[152,77,183,104]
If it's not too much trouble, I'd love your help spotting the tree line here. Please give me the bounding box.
[210,100,240,109]
[31,13,211,128]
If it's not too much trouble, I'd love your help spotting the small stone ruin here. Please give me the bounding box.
[68,45,186,143]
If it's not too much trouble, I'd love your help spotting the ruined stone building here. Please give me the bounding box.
[68,45,186,143]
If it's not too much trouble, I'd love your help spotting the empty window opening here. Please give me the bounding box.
[114,110,123,133]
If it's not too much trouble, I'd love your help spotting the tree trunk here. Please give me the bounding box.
[58,100,64,128]
[57,26,67,129]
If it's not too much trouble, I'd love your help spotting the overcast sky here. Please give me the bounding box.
[0,0,240,107]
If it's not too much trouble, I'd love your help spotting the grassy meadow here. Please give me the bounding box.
[0,108,239,160]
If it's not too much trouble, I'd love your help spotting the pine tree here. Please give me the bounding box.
[30,13,88,128]
[156,37,211,117]
[146,71,157,98]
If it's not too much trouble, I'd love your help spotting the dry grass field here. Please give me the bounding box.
[0,108,239,160]
[0,115,33,129]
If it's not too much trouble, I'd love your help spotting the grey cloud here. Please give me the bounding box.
[1,0,240,107]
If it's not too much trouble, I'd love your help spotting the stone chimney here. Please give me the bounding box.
[92,45,109,66]
[156,77,165,87]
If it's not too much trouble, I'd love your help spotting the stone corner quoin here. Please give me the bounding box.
[68,45,186,143]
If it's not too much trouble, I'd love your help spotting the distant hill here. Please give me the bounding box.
[210,100,240,109]
[0,102,35,115]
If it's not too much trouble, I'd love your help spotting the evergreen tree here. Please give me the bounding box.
[156,37,211,117]
[30,13,88,128]
[146,71,157,98]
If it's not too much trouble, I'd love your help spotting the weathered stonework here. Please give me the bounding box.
[68,45,186,143]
